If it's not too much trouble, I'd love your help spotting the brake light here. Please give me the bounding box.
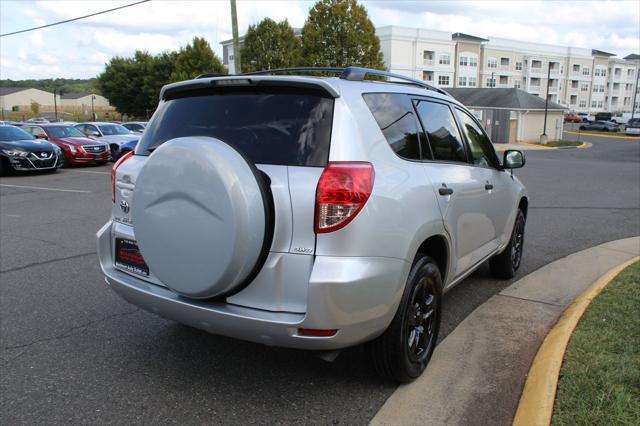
[314,162,374,233]
[111,151,134,202]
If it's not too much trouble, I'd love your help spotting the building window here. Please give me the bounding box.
[579,100,587,108]
[580,83,589,92]
[499,75,508,86]
[601,69,607,77]
[423,71,434,82]
[514,80,521,89]
[423,50,435,65]
[599,85,605,92]
[628,69,635,77]
[570,96,577,105]
[439,54,450,65]
[500,57,510,67]
[582,67,590,76]
[459,56,468,66]
[597,101,604,108]
[229,55,234,60]
[486,77,496,88]
[591,101,597,108]
[594,68,601,76]
[468,77,477,87]
[487,58,497,68]
[469,57,478,67]
[515,61,523,71]
[438,75,450,86]
[458,76,467,86]
[572,64,580,72]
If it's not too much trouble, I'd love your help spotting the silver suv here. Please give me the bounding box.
[97,67,527,382]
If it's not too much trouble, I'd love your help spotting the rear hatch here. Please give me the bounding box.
[112,81,335,307]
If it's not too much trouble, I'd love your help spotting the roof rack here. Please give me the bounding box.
[199,66,450,96]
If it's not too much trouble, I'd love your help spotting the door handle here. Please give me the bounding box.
[485,184,494,190]
[438,187,454,196]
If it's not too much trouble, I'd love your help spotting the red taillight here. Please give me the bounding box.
[314,162,374,234]
[298,328,338,337]
[111,151,134,202]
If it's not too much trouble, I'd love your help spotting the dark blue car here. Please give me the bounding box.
[115,139,137,161]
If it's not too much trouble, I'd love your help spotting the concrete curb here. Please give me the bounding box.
[564,130,640,140]
[370,237,640,426]
[512,255,639,426]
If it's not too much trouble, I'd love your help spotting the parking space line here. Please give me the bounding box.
[63,169,110,175]
[0,184,92,193]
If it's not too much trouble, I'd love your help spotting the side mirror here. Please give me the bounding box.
[503,150,525,169]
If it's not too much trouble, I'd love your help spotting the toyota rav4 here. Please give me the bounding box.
[97,67,527,382]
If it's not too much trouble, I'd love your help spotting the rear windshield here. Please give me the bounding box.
[137,87,334,167]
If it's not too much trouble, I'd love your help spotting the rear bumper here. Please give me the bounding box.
[625,128,640,135]
[97,221,408,350]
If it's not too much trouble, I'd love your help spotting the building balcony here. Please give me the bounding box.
[423,59,435,66]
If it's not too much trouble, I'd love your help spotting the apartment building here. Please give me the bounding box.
[377,26,639,114]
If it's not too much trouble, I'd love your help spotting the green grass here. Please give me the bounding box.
[552,261,640,426]
[546,139,584,147]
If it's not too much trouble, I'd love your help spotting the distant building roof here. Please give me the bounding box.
[451,32,488,42]
[60,92,98,99]
[623,53,640,60]
[0,87,31,96]
[591,49,616,57]
[446,88,566,111]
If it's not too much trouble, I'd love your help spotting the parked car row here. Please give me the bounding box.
[0,120,146,175]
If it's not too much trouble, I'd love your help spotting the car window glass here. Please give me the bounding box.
[455,108,497,167]
[363,93,425,160]
[48,126,86,138]
[414,100,466,163]
[139,87,334,167]
[0,126,35,141]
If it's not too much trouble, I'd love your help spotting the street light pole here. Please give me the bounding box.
[541,61,551,144]
[491,71,494,88]
[91,95,96,120]
[632,68,639,120]
[53,88,58,121]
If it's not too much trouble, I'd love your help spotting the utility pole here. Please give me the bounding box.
[230,0,241,74]
[91,95,96,120]
[632,67,639,120]
[490,71,494,88]
[541,61,551,144]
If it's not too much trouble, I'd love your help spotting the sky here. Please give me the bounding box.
[1,0,639,80]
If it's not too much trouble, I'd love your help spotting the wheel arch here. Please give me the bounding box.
[415,234,449,285]
[518,196,529,218]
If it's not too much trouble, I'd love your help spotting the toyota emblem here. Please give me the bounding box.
[119,200,130,214]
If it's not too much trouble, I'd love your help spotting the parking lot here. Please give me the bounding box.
[1,134,639,424]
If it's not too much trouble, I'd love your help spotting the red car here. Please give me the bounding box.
[22,124,111,165]
[564,113,582,123]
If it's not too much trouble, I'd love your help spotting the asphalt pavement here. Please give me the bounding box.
[1,133,639,424]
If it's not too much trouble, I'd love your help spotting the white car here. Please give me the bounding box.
[75,122,140,157]
[625,118,640,136]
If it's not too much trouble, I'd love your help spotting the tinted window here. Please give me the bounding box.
[98,124,130,135]
[363,93,423,160]
[0,126,35,141]
[139,87,334,167]
[414,100,467,163]
[456,108,498,167]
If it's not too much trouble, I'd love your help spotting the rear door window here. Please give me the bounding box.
[414,99,467,163]
[363,93,425,160]
[138,87,334,167]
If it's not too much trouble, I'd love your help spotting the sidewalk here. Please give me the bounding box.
[371,237,640,426]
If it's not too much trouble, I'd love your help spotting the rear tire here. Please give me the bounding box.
[490,209,526,279]
[369,255,442,383]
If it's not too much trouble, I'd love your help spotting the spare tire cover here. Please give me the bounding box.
[132,137,267,298]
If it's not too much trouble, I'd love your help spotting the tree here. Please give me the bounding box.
[98,50,176,117]
[171,37,226,81]
[30,101,40,116]
[300,0,385,69]
[241,18,301,72]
